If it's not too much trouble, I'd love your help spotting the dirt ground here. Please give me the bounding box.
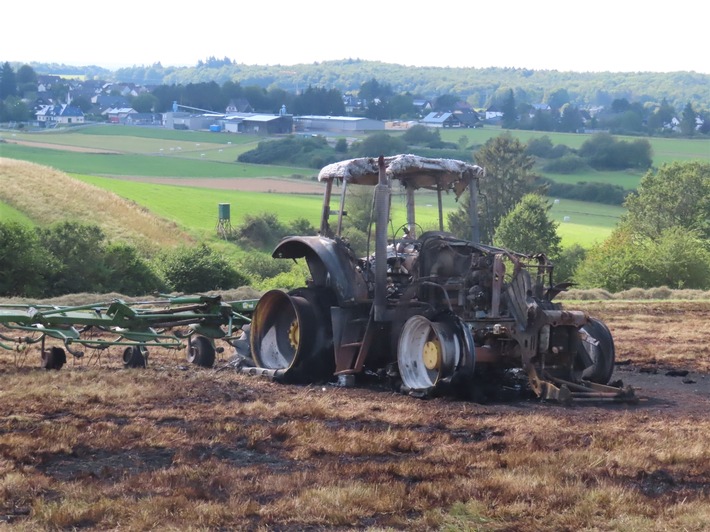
[1,300,708,530]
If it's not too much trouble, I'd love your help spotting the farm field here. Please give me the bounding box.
[438,126,710,166]
[0,300,708,530]
[2,124,707,249]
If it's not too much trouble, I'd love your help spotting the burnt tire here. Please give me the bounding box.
[250,287,336,383]
[187,335,216,368]
[123,346,147,368]
[579,318,615,384]
[41,346,66,370]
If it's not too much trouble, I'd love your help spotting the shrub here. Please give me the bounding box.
[103,243,165,296]
[37,221,108,296]
[236,251,292,281]
[542,154,587,173]
[525,136,553,158]
[156,244,248,293]
[233,212,287,249]
[0,221,51,297]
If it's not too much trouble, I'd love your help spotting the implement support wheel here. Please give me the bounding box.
[123,346,148,368]
[41,346,66,370]
[187,335,216,368]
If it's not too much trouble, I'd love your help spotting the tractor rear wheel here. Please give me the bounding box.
[250,287,335,382]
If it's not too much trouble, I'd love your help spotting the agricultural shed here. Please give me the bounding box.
[294,115,385,133]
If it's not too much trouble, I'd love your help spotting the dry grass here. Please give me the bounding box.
[0,158,191,252]
[558,287,710,301]
[1,302,709,530]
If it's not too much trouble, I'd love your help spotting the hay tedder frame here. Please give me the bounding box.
[0,295,257,369]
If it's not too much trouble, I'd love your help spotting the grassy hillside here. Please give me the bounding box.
[0,159,193,252]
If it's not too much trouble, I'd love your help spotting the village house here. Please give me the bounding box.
[35,104,85,126]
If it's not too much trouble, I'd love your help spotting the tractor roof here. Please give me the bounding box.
[318,154,484,197]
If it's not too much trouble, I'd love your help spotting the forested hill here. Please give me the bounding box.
[28,58,710,110]
[113,59,709,109]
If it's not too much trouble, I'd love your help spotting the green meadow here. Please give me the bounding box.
[74,174,325,231]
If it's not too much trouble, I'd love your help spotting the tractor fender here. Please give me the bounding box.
[272,236,369,306]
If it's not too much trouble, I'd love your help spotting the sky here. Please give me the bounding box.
[4,0,710,74]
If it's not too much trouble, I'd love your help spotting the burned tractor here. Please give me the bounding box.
[246,154,634,403]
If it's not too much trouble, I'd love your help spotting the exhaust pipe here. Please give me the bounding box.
[373,155,390,322]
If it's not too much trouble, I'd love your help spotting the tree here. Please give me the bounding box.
[500,89,517,128]
[546,88,570,111]
[448,133,539,244]
[1,96,31,122]
[494,194,562,257]
[131,93,158,113]
[350,132,407,158]
[647,98,676,133]
[623,161,710,241]
[679,102,697,136]
[16,64,37,96]
[433,93,459,112]
[358,78,393,101]
[71,95,93,114]
[292,86,345,116]
[0,62,17,99]
[557,104,584,133]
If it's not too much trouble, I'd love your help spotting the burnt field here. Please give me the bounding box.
[1,300,709,530]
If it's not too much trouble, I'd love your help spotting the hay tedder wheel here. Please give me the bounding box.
[41,346,66,370]
[123,346,148,368]
[187,335,216,368]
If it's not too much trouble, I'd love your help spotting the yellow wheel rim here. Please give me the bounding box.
[422,340,441,370]
[288,319,300,350]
